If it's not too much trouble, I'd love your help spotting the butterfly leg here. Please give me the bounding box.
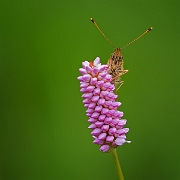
[107,58,112,67]
[112,69,128,81]
[116,70,128,93]
[121,69,128,75]
[115,81,124,94]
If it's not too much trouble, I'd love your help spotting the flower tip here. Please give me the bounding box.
[93,57,100,66]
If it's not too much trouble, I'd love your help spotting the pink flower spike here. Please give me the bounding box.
[78,57,130,152]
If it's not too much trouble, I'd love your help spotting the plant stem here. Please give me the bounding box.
[112,149,124,180]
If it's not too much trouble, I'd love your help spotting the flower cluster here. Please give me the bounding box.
[78,57,130,152]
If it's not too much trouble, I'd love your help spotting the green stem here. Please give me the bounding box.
[112,149,124,180]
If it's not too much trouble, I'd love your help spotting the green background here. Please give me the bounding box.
[1,0,180,180]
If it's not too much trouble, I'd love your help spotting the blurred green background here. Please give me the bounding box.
[0,0,180,180]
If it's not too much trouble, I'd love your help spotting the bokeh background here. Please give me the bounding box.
[1,0,180,180]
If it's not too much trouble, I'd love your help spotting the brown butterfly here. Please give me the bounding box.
[90,18,152,93]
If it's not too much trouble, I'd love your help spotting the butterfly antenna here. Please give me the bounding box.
[90,18,115,49]
[121,27,153,50]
